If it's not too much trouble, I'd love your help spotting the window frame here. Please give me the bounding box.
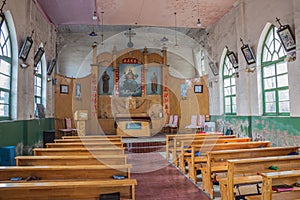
[0,16,12,120]
[223,52,237,115]
[34,61,43,117]
[261,25,289,116]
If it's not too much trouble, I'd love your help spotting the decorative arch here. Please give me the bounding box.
[256,23,273,115]
[218,48,227,115]
[0,11,18,120]
[257,23,289,116]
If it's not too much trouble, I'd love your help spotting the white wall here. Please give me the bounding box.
[208,0,299,116]
[5,0,56,120]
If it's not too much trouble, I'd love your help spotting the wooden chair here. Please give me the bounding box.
[58,118,77,137]
[168,115,179,134]
[163,115,174,133]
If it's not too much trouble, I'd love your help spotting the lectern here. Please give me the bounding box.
[74,110,88,136]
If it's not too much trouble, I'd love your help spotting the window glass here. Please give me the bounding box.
[261,25,289,115]
[0,17,12,120]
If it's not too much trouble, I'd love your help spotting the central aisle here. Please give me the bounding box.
[128,152,211,200]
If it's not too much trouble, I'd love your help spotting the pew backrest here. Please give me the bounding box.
[15,155,127,166]
[227,155,300,200]
[46,142,124,148]
[0,164,132,181]
[34,147,125,156]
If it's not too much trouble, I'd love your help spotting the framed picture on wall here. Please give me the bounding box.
[209,61,219,76]
[34,47,45,67]
[75,83,81,97]
[19,36,33,61]
[277,25,296,52]
[241,44,256,65]
[194,85,203,93]
[60,84,69,94]
[227,51,238,69]
[47,59,56,75]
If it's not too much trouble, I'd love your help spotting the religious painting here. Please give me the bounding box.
[241,44,256,65]
[146,67,162,95]
[181,84,187,98]
[98,67,114,95]
[277,25,296,52]
[118,64,142,97]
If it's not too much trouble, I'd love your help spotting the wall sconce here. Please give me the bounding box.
[226,46,238,69]
[275,17,296,52]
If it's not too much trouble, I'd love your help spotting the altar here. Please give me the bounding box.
[114,114,151,137]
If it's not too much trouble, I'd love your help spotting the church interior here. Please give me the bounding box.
[0,0,300,199]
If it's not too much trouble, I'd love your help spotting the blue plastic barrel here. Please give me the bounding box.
[0,146,16,166]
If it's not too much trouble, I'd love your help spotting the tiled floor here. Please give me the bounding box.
[129,152,211,200]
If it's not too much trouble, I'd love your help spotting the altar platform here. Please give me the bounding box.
[122,132,166,153]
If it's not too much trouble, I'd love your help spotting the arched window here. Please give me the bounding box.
[261,25,289,116]
[0,15,12,120]
[34,60,43,117]
[223,53,236,115]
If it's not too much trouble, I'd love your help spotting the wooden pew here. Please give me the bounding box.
[172,135,236,165]
[16,155,127,166]
[54,138,122,143]
[0,179,137,200]
[204,146,299,199]
[189,141,271,185]
[225,155,300,200]
[62,135,122,140]
[34,147,125,156]
[165,132,224,160]
[0,164,132,180]
[46,142,124,148]
[177,137,250,171]
[246,170,300,200]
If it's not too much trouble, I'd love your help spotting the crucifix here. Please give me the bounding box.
[275,17,283,28]
[124,28,136,48]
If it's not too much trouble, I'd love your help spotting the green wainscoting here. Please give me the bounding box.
[0,118,54,155]
[211,115,300,146]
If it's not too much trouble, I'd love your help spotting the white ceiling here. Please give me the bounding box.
[35,0,234,79]
[35,0,237,28]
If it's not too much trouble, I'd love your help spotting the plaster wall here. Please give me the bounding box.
[208,0,298,116]
[5,0,56,120]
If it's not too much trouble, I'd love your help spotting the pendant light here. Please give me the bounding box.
[174,12,178,46]
[196,4,201,27]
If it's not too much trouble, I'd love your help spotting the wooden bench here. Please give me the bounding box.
[224,155,300,200]
[0,164,132,180]
[0,179,137,200]
[16,155,127,166]
[62,135,122,140]
[172,135,236,165]
[246,170,300,200]
[178,137,250,172]
[189,141,271,185]
[34,147,125,156]
[46,142,124,148]
[165,133,224,160]
[204,146,299,198]
[54,138,123,143]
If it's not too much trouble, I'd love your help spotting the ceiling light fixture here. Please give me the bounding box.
[89,25,97,36]
[101,11,104,45]
[196,4,201,27]
[174,12,178,46]
[92,11,97,20]
[161,28,169,46]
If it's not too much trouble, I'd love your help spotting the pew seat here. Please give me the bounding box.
[0,179,137,200]
[0,164,131,181]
